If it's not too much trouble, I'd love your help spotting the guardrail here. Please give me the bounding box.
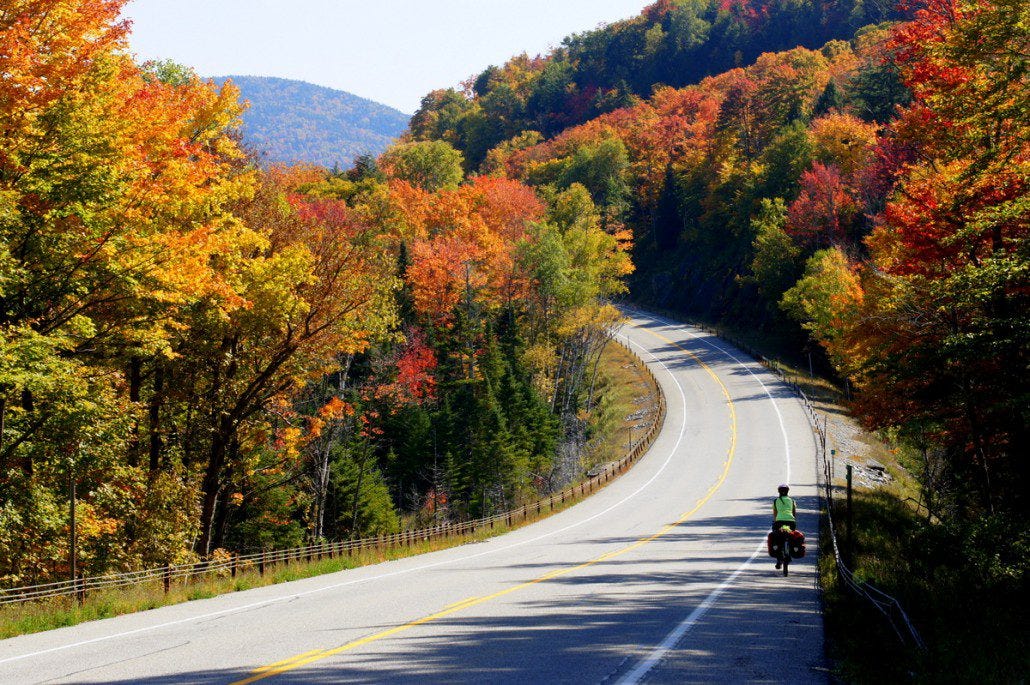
[676,314,926,651]
[0,338,666,607]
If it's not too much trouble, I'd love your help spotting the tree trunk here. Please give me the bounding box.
[313,354,353,540]
[585,336,611,413]
[198,334,240,555]
[961,378,994,514]
[551,345,568,411]
[129,357,142,402]
[127,358,143,467]
[312,432,333,541]
[197,413,232,556]
[148,364,165,474]
[212,480,233,553]
[0,395,6,460]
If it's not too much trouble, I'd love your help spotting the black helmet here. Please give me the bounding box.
[778,483,790,494]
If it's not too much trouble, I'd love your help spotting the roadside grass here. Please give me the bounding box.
[0,481,608,641]
[583,338,658,469]
[818,489,918,683]
[0,340,658,640]
[0,539,484,640]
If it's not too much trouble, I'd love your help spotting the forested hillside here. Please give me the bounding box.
[212,76,410,168]
[0,1,629,582]
[409,0,899,170]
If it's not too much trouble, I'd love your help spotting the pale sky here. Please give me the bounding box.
[122,1,650,114]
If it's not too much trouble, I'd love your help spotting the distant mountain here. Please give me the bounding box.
[213,76,410,169]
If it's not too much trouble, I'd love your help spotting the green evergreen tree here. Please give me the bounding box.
[330,441,399,538]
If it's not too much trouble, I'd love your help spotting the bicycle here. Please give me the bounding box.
[774,524,793,576]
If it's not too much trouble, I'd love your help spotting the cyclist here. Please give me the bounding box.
[772,484,797,569]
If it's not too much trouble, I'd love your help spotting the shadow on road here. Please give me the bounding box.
[99,497,825,684]
[95,324,827,684]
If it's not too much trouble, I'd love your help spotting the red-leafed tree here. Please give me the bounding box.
[389,330,439,404]
[786,162,860,248]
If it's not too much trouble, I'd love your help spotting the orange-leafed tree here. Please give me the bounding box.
[406,235,482,324]
[397,176,544,327]
[0,0,259,577]
[809,112,878,178]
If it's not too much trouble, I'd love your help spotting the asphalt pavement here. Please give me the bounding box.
[0,310,826,683]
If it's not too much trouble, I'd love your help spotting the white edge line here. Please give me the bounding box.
[0,326,688,668]
[627,307,793,483]
[617,542,766,685]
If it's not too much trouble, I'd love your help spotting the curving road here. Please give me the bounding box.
[0,310,825,683]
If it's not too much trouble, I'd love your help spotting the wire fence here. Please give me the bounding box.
[0,339,666,607]
[684,317,927,652]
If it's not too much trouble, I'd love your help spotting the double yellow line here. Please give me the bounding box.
[233,323,737,684]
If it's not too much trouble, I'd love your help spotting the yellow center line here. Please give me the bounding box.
[232,321,736,684]
[250,650,325,674]
[443,595,480,610]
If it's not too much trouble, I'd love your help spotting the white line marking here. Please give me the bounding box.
[0,329,689,668]
[617,542,766,685]
[682,326,792,484]
[627,308,793,482]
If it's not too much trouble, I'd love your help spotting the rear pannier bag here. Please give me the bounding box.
[767,531,781,558]
[789,529,806,558]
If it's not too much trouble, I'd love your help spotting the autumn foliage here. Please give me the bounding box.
[410,0,1026,521]
[0,0,635,582]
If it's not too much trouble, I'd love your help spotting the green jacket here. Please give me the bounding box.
[773,495,796,523]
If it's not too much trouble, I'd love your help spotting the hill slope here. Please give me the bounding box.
[214,76,410,168]
[408,0,899,169]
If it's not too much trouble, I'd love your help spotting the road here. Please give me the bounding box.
[0,309,826,683]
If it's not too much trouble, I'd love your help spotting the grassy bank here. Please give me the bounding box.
[583,337,660,468]
[820,488,1027,682]
[0,339,659,639]
[0,535,492,639]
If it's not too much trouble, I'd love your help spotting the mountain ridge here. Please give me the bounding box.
[212,75,411,168]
